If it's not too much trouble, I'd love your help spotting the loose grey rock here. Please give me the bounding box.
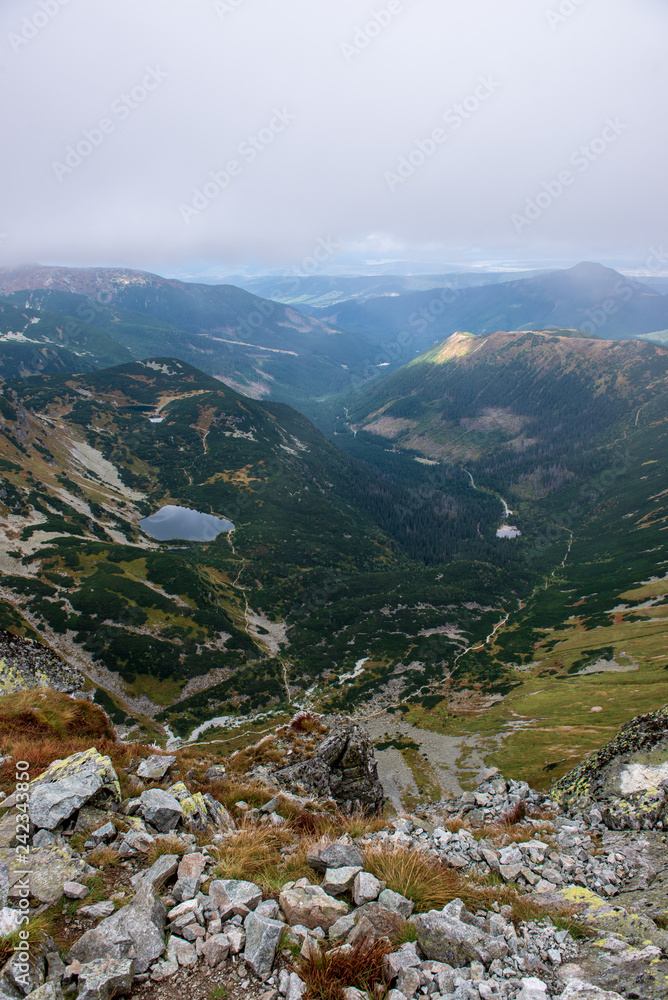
[201,934,230,967]
[0,909,22,937]
[137,790,182,832]
[172,878,199,902]
[166,937,197,968]
[117,829,155,858]
[378,888,413,919]
[13,844,95,905]
[328,913,356,941]
[32,831,57,850]
[78,902,115,919]
[517,977,549,1000]
[320,866,362,896]
[63,882,90,899]
[285,972,307,1000]
[28,750,120,831]
[68,883,166,974]
[1,948,45,996]
[396,967,421,997]
[224,879,262,912]
[167,898,199,921]
[384,942,422,980]
[45,952,65,986]
[19,986,61,1000]
[279,883,349,930]
[557,980,626,1000]
[204,766,226,783]
[136,756,176,780]
[352,871,384,905]
[244,911,285,981]
[177,852,207,880]
[306,842,365,874]
[130,854,178,891]
[413,907,509,967]
[149,961,178,982]
[351,902,405,943]
[76,958,133,1000]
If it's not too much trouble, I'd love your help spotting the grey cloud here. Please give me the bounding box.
[0,0,665,270]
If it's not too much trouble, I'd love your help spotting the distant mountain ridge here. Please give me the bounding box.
[3,262,668,412]
[313,262,668,354]
[0,264,371,405]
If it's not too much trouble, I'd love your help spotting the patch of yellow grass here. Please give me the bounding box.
[146,835,188,864]
[213,822,312,893]
[85,846,121,869]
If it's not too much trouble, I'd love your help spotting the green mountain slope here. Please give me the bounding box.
[0,299,133,377]
[0,358,531,737]
[342,329,668,786]
[346,329,667,465]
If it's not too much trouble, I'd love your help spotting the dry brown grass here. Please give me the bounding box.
[364,846,471,913]
[288,808,387,840]
[146,835,188,864]
[362,844,586,930]
[291,939,391,1000]
[226,736,287,777]
[85,846,121,869]
[471,822,537,845]
[445,817,468,833]
[444,809,543,846]
[288,711,328,736]
[213,821,313,893]
[0,689,152,793]
[206,776,276,814]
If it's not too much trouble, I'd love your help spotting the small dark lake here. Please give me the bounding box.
[139,505,234,541]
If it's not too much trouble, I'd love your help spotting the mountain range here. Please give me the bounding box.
[0,261,666,773]
[310,262,668,358]
[1,262,668,422]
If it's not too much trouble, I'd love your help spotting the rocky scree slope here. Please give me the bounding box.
[0,699,666,1000]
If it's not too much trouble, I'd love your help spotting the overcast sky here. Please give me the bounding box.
[1,0,666,274]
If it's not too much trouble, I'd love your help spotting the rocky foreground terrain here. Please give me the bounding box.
[0,696,666,1000]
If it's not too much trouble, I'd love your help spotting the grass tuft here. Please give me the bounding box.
[289,711,327,735]
[363,845,594,937]
[146,834,188,864]
[86,846,121,869]
[0,912,54,967]
[292,939,391,1000]
[500,800,526,826]
[213,822,312,892]
[364,846,467,913]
